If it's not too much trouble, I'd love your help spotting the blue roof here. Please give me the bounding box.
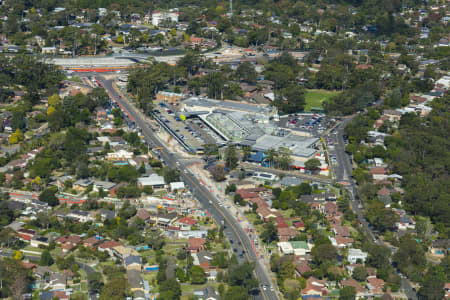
[125,255,141,266]
[248,151,264,163]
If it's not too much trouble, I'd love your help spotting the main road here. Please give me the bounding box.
[96,77,278,300]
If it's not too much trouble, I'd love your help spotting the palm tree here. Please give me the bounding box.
[264,148,279,168]
[276,147,293,170]
[242,146,252,161]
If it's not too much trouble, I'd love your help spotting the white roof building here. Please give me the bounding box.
[347,248,368,264]
[106,150,133,160]
[138,174,165,187]
[170,182,185,190]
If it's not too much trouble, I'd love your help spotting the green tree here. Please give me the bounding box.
[48,93,61,107]
[158,278,181,300]
[261,221,278,244]
[415,216,433,242]
[162,168,180,183]
[88,272,104,292]
[393,234,426,281]
[311,243,337,264]
[211,165,227,182]
[236,62,257,84]
[352,266,367,282]
[224,286,248,300]
[339,286,356,300]
[367,244,391,269]
[305,158,321,171]
[8,129,24,144]
[224,144,239,169]
[39,250,54,266]
[99,276,127,300]
[39,187,59,206]
[233,193,245,206]
[190,265,207,284]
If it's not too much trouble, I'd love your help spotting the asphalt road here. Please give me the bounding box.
[97,77,278,300]
[333,117,418,300]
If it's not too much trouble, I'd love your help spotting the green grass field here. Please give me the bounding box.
[304,89,340,112]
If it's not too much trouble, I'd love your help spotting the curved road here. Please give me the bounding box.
[96,77,278,300]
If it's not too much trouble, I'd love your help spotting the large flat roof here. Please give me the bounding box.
[183,97,274,115]
[251,134,318,158]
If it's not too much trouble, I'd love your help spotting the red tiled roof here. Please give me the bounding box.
[324,202,338,214]
[341,279,365,293]
[56,235,81,244]
[199,262,210,272]
[367,276,385,294]
[295,261,311,275]
[333,226,351,237]
[277,227,297,238]
[99,240,122,249]
[356,64,374,70]
[177,216,198,225]
[22,262,37,269]
[188,238,206,249]
[335,236,354,246]
[370,167,386,175]
[248,196,268,208]
[303,277,327,294]
[53,291,70,300]
[236,190,259,199]
[377,187,391,196]
[276,218,289,229]
[83,237,101,246]
[137,208,150,220]
[257,206,279,219]
[167,226,180,231]
[293,220,305,228]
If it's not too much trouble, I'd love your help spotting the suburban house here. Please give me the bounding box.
[366,276,385,296]
[295,261,312,277]
[106,149,133,161]
[277,227,298,242]
[277,241,311,256]
[175,216,198,230]
[187,237,206,253]
[370,167,388,181]
[347,248,368,264]
[429,239,449,258]
[56,235,82,253]
[83,237,101,249]
[302,276,327,296]
[340,279,366,297]
[67,210,92,222]
[98,240,122,256]
[17,229,36,241]
[30,236,50,248]
[124,255,142,271]
[112,245,139,260]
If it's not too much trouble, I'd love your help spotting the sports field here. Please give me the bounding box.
[304,89,340,112]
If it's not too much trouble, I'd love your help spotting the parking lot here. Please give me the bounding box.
[279,113,334,137]
[153,101,226,152]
